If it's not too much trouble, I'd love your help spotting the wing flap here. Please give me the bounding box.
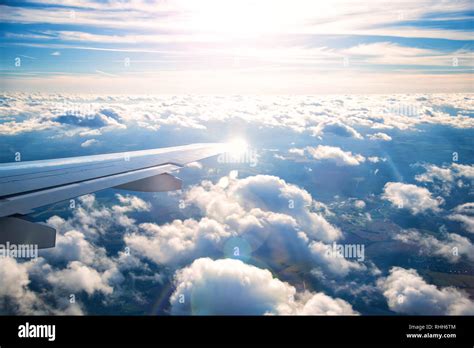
[114,173,182,192]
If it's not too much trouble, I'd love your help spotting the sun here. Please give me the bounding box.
[225,138,249,157]
[178,0,292,38]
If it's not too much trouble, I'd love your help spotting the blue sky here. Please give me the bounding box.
[0,0,473,93]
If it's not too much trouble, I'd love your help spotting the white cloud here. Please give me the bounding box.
[0,193,156,314]
[186,161,203,169]
[288,148,305,156]
[367,132,392,141]
[415,164,455,183]
[46,261,113,295]
[305,145,365,166]
[394,229,474,262]
[382,182,442,214]
[416,163,474,184]
[310,120,363,139]
[80,138,99,147]
[308,241,366,277]
[0,257,84,315]
[125,218,230,265]
[448,203,474,233]
[415,163,474,195]
[187,174,342,242]
[377,267,474,315]
[170,258,358,315]
[113,194,151,214]
[367,156,385,163]
[125,174,361,280]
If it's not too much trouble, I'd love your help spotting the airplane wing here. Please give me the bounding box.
[0,143,226,249]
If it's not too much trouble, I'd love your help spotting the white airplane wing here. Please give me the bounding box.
[0,143,226,249]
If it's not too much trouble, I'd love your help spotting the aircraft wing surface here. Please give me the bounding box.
[0,143,226,248]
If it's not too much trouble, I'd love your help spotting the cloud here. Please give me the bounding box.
[448,203,474,233]
[310,120,363,139]
[394,229,474,262]
[415,163,474,195]
[377,267,474,315]
[354,200,366,209]
[80,138,99,147]
[186,174,342,242]
[416,163,474,184]
[113,194,151,214]
[0,193,155,314]
[46,261,113,295]
[124,173,366,280]
[304,145,366,166]
[186,161,203,169]
[0,257,45,314]
[367,156,385,163]
[125,218,231,265]
[0,257,83,315]
[367,132,392,141]
[170,258,358,315]
[341,42,470,67]
[415,164,455,183]
[382,182,442,214]
[46,193,150,238]
[288,148,305,156]
[53,109,124,129]
[308,241,366,277]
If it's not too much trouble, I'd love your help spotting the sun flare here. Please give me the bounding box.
[225,138,249,157]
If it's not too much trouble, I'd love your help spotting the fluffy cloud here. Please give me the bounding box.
[367,132,392,141]
[377,267,474,315]
[306,146,365,166]
[125,218,230,265]
[310,120,363,139]
[46,261,113,295]
[187,174,342,242]
[394,229,474,262]
[382,182,442,214]
[46,194,150,238]
[170,258,358,315]
[0,258,45,314]
[291,145,365,166]
[448,202,474,233]
[415,164,455,183]
[308,241,366,277]
[415,163,474,194]
[124,174,367,280]
[0,257,83,315]
[0,193,153,314]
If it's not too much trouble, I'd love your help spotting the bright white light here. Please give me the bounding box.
[226,138,249,156]
[177,0,304,37]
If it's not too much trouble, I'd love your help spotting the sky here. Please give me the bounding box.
[0,0,473,94]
